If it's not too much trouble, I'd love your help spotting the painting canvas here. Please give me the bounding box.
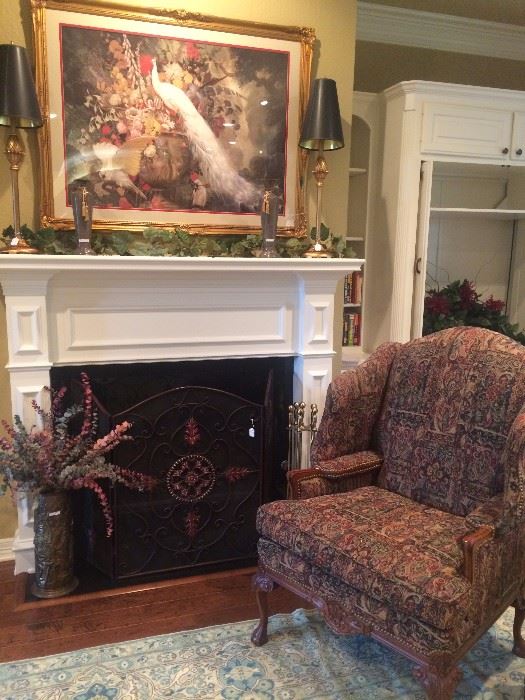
[33,2,313,234]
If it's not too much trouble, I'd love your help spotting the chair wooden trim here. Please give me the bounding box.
[252,563,525,699]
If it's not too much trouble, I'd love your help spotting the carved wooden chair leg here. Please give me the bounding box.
[251,570,276,647]
[512,602,525,657]
[413,663,461,700]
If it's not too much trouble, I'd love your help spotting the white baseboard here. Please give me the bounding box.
[0,537,14,562]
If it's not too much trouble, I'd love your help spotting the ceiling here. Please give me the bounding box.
[363,0,525,27]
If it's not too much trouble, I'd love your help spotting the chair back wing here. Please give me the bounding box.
[311,342,400,465]
[376,327,525,518]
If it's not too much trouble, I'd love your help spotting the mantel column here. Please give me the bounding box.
[0,270,53,574]
[294,272,339,466]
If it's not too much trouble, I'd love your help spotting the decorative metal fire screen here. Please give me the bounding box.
[88,386,265,581]
[53,357,292,584]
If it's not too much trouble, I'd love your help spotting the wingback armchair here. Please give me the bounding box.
[252,327,525,699]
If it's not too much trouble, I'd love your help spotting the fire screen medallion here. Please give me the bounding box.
[166,454,216,503]
[83,385,268,582]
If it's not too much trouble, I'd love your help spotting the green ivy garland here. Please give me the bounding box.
[1,223,356,259]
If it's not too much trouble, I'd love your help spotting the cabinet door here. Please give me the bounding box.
[511,112,525,162]
[421,103,512,160]
[411,161,433,338]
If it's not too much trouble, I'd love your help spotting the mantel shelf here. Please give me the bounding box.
[430,207,525,220]
[0,254,365,275]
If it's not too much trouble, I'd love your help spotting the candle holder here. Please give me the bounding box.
[71,180,94,255]
[260,187,280,258]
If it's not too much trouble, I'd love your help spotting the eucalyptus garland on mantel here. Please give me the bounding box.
[1,224,356,258]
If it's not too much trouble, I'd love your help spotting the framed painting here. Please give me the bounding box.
[32,0,314,235]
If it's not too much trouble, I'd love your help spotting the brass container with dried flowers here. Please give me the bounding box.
[0,373,155,598]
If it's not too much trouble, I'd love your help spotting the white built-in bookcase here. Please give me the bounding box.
[361,81,525,350]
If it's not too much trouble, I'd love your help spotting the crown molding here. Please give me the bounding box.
[357,1,525,62]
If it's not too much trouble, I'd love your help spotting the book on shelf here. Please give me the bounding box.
[342,311,361,347]
[343,270,363,304]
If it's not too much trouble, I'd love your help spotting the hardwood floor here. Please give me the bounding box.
[0,561,304,663]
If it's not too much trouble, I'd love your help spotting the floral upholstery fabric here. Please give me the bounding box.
[464,494,504,532]
[255,327,525,673]
[314,450,383,477]
[257,485,472,631]
[311,342,401,467]
[287,450,381,500]
[503,407,525,528]
[375,327,525,519]
[258,538,474,656]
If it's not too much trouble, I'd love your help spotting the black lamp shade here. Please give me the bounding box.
[299,78,344,151]
[0,44,43,129]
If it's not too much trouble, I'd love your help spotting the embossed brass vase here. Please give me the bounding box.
[31,490,79,599]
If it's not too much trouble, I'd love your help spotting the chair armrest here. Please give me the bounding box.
[288,450,382,500]
[465,494,504,532]
[462,496,504,584]
[461,525,494,584]
[503,408,525,528]
[311,342,400,465]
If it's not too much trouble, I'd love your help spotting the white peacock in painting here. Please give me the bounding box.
[149,57,259,210]
[69,75,258,211]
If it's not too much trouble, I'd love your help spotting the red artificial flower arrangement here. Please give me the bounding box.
[424,279,525,344]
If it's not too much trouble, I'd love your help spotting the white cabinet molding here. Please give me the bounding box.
[357,1,525,62]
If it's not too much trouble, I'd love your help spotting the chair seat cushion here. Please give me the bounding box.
[256,486,473,630]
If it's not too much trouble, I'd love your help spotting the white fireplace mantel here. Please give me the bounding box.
[0,254,363,572]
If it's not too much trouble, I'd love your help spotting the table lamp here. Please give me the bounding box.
[299,78,344,257]
[0,43,43,254]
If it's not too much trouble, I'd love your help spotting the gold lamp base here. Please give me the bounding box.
[1,131,38,254]
[303,241,331,258]
[1,235,38,254]
[302,151,333,258]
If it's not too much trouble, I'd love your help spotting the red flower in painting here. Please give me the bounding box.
[101,123,112,136]
[139,54,154,76]
[211,116,225,137]
[118,196,133,210]
[185,42,200,60]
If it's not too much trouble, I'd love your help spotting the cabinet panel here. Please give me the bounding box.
[421,103,512,160]
[511,112,525,162]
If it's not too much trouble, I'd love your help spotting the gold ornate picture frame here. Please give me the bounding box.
[31,0,314,235]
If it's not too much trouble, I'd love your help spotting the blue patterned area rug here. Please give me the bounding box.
[1,608,525,699]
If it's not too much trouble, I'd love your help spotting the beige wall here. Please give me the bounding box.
[0,0,358,538]
[355,41,525,93]
[363,0,525,26]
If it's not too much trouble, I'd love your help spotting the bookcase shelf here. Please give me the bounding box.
[430,207,525,220]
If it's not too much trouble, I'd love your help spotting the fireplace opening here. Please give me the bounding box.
[51,357,293,586]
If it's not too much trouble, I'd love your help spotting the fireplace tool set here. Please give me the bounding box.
[284,402,318,477]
